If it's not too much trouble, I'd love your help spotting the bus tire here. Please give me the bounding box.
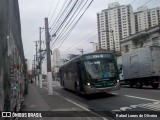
[152,83,159,89]
[136,82,142,89]
[129,82,134,88]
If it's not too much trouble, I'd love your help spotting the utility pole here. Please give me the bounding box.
[45,17,53,95]
[34,55,36,75]
[32,60,34,80]
[34,41,39,85]
[33,55,37,84]
[34,41,38,61]
[77,49,83,54]
[39,27,42,88]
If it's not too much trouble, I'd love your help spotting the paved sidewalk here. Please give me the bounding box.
[23,84,50,111]
[20,83,103,120]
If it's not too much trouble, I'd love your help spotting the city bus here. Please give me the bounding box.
[59,51,120,94]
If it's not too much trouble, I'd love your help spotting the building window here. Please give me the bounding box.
[140,42,143,47]
[124,45,129,52]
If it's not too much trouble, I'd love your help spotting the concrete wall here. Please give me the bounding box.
[0,0,25,111]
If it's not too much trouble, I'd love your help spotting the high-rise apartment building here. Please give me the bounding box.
[97,2,134,51]
[133,6,160,33]
[53,49,60,74]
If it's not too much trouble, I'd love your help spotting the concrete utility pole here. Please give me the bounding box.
[45,18,53,95]
[33,55,35,76]
[34,41,39,85]
[34,55,38,85]
[34,41,38,61]
[39,27,42,88]
[32,60,34,81]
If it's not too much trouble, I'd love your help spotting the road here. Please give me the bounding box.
[43,81,160,120]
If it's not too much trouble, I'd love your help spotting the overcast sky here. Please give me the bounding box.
[18,0,159,70]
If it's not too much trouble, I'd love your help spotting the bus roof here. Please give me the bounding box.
[60,51,114,68]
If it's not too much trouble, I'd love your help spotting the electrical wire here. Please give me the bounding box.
[54,0,94,50]
[50,0,80,37]
[49,0,73,32]
[47,0,56,17]
[48,0,61,24]
[50,0,88,48]
[61,33,98,56]
[60,28,97,54]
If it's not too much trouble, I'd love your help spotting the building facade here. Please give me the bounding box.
[133,6,160,33]
[92,43,99,51]
[97,2,134,51]
[52,49,60,74]
[121,26,160,54]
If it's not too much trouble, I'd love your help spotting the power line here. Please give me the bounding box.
[50,0,80,36]
[129,0,137,5]
[49,0,61,24]
[47,0,56,17]
[60,28,97,53]
[61,33,98,55]
[49,0,73,31]
[150,0,160,8]
[55,0,94,50]
[50,0,88,48]
[141,0,152,6]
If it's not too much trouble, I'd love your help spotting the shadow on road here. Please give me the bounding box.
[63,88,117,100]
[121,85,160,90]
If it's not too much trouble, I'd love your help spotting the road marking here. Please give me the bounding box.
[52,91,108,120]
[125,95,160,102]
[120,107,132,111]
[111,93,118,95]
[138,102,160,111]
[52,91,89,111]
[112,101,160,112]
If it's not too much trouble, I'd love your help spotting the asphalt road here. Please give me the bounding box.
[43,81,160,120]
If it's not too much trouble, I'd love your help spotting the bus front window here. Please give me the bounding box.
[84,59,117,80]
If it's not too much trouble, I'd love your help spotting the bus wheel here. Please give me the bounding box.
[129,82,134,88]
[136,82,142,89]
[152,83,159,89]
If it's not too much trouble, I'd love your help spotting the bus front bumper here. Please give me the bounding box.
[84,82,121,94]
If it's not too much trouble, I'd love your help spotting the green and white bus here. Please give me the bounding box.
[59,51,120,94]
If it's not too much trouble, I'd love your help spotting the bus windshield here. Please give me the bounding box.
[84,59,118,80]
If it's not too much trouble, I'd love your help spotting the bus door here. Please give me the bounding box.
[77,62,85,92]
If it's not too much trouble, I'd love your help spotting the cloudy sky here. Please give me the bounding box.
[18,0,159,70]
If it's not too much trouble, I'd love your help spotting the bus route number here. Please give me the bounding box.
[93,54,103,58]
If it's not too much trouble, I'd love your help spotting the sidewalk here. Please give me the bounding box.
[22,84,50,111]
[20,83,102,120]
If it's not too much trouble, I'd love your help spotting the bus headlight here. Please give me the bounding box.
[87,83,90,86]
[117,80,120,83]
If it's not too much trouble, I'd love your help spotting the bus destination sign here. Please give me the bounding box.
[84,54,113,60]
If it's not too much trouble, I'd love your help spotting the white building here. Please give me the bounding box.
[92,43,99,51]
[133,6,160,33]
[53,49,60,74]
[97,2,134,51]
[121,26,160,54]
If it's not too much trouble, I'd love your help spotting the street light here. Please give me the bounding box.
[102,30,115,52]
[77,49,84,54]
